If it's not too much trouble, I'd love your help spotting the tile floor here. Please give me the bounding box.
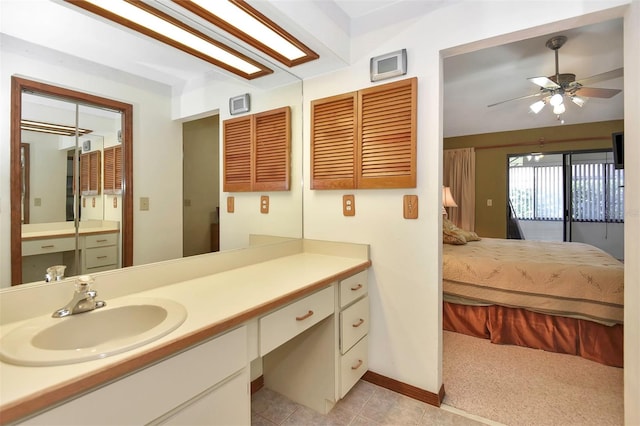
[251,380,489,425]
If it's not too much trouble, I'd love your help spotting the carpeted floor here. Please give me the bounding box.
[443,330,624,426]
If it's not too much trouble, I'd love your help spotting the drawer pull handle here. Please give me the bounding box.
[350,283,363,291]
[351,359,363,370]
[352,318,365,328]
[97,256,108,259]
[41,245,55,249]
[296,310,314,321]
[96,239,108,243]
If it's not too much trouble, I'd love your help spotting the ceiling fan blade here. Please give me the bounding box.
[528,76,559,89]
[487,92,541,108]
[575,87,622,98]
[575,68,623,86]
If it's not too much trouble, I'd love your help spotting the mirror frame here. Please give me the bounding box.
[10,76,133,285]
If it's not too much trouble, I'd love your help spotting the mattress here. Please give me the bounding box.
[443,238,624,325]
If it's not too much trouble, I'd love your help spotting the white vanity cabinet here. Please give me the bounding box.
[338,270,369,397]
[82,233,119,273]
[261,270,369,413]
[22,327,250,426]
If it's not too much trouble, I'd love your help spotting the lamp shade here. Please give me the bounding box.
[442,187,458,208]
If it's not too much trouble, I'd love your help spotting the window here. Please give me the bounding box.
[509,152,624,223]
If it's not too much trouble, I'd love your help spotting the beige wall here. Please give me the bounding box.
[444,120,624,238]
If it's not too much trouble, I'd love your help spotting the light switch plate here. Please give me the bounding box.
[403,195,418,219]
[140,197,150,211]
[343,195,355,216]
[227,196,235,213]
[260,195,269,214]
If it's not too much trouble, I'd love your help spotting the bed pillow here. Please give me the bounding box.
[443,228,467,245]
[443,218,481,243]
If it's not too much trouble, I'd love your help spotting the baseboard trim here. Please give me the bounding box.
[362,370,445,407]
[251,375,264,394]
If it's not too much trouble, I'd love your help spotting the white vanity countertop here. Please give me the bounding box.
[0,250,370,423]
[21,221,120,240]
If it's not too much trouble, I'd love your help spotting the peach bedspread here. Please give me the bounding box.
[443,238,624,325]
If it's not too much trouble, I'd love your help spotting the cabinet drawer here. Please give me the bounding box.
[22,237,75,256]
[85,233,118,248]
[340,335,368,398]
[260,286,334,356]
[339,270,368,308]
[27,327,248,425]
[340,296,369,354]
[85,246,118,268]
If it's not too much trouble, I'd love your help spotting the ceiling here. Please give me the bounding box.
[1,1,623,137]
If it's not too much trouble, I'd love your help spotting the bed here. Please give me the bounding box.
[442,236,624,367]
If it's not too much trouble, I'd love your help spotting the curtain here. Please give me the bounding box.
[444,148,476,231]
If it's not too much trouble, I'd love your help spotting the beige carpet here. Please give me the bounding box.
[443,331,624,426]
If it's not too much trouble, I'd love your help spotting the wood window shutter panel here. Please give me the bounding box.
[357,77,417,189]
[253,106,291,191]
[104,145,123,194]
[104,147,114,192]
[223,115,253,192]
[114,145,123,192]
[80,153,89,194]
[311,92,357,189]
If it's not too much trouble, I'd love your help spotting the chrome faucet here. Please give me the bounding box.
[45,265,67,282]
[52,275,106,318]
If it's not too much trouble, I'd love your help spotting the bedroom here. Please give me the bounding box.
[441,17,625,421]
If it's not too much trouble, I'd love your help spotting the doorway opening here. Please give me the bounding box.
[182,115,220,257]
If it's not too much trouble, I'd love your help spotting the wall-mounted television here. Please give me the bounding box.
[612,132,624,169]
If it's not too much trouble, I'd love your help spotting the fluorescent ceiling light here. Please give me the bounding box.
[21,119,92,136]
[175,0,319,67]
[65,0,272,79]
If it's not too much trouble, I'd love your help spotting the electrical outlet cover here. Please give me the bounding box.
[343,195,355,216]
[403,195,418,219]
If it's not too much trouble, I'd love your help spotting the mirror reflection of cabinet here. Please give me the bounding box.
[223,106,291,192]
[11,77,133,285]
[80,151,101,196]
[103,145,123,194]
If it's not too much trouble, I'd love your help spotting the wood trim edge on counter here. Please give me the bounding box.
[362,370,445,407]
[0,261,371,425]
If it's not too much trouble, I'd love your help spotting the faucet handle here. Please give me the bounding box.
[76,275,95,292]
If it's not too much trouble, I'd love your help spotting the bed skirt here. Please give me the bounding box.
[443,302,623,368]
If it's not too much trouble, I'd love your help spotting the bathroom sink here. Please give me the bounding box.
[0,297,187,366]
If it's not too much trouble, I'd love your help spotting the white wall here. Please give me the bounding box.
[0,41,183,287]
[177,79,304,250]
[303,1,637,416]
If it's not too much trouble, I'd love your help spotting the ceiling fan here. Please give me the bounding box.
[488,35,623,116]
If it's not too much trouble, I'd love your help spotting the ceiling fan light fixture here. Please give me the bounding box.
[549,93,564,106]
[553,103,566,115]
[571,95,587,107]
[530,100,546,114]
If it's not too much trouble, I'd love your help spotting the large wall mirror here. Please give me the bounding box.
[3,1,304,289]
[10,77,133,286]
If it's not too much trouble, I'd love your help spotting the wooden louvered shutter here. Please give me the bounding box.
[357,77,416,188]
[80,153,89,194]
[113,145,123,192]
[253,106,290,191]
[311,93,357,189]
[104,145,123,194]
[80,151,101,195]
[223,116,253,192]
